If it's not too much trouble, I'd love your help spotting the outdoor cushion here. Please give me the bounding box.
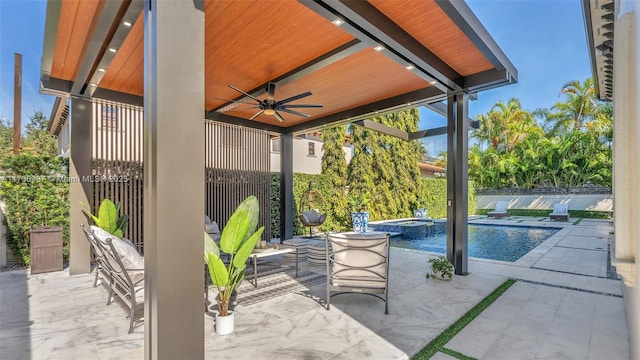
[204,222,220,235]
[91,225,144,271]
[552,203,568,214]
[301,210,327,225]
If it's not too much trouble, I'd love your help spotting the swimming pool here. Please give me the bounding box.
[390,224,560,262]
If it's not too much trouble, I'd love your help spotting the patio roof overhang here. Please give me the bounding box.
[41,0,517,135]
[582,0,614,101]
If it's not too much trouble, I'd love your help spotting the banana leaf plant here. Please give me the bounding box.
[81,199,129,239]
[205,196,263,316]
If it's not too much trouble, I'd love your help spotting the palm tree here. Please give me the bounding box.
[472,98,536,153]
[545,78,597,135]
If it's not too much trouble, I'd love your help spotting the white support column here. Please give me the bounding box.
[612,0,638,286]
[613,2,639,358]
[69,98,92,275]
[143,0,205,358]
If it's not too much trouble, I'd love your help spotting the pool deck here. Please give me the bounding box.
[0,216,629,359]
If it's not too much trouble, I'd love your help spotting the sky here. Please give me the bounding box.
[0,0,592,133]
[419,0,592,129]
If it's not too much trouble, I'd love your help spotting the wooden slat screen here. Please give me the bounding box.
[90,101,272,252]
[91,99,144,252]
[204,121,272,241]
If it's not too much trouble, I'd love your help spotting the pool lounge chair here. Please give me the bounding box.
[487,201,509,218]
[549,203,570,221]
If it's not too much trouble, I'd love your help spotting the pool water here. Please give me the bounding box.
[390,224,560,262]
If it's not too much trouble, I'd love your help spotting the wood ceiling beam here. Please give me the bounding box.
[300,0,463,93]
[212,39,368,113]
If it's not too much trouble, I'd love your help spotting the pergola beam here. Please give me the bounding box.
[436,0,518,83]
[285,86,444,134]
[85,0,145,97]
[300,0,462,93]
[40,0,62,82]
[206,112,286,134]
[70,0,126,96]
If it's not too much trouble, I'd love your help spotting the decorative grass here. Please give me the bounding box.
[572,218,584,225]
[411,279,517,360]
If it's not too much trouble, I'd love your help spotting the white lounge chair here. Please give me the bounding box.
[550,203,570,221]
[487,201,509,218]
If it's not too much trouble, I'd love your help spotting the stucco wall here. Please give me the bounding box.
[615,3,640,358]
[476,194,613,212]
[270,138,351,174]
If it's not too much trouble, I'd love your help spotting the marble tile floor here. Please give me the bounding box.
[0,218,629,359]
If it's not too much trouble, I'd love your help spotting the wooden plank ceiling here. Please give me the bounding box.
[45,0,508,130]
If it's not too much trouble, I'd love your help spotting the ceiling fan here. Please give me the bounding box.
[225,82,323,122]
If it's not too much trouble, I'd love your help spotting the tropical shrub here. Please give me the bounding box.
[0,154,69,265]
[81,199,129,239]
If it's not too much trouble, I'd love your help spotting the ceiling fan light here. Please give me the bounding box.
[264,109,276,116]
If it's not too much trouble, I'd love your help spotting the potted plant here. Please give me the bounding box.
[81,199,129,239]
[413,203,428,219]
[348,192,370,233]
[205,196,263,335]
[427,256,454,280]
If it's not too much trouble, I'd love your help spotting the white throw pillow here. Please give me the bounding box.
[90,226,144,270]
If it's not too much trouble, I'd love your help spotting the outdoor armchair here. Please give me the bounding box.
[325,232,390,314]
[80,224,110,289]
[550,203,570,221]
[487,201,509,218]
[89,226,145,334]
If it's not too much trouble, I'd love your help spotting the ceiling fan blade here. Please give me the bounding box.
[248,110,264,120]
[229,85,261,102]
[266,82,276,102]
[277,91,312,105]
[279,108,310,118]
[274,111,286,122]
[281,104,323,109]
[233,106,260,110]
[212,97,255,105]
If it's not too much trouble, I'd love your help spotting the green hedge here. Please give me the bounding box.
[476,208,612,219]
[271,172,340,238]
[418,178,476,219]
[0,154,70,265]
